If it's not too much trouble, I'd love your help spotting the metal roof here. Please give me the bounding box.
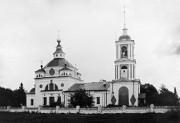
[45,58,74,68]
[65,82,110,92]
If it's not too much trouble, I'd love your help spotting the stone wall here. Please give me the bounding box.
[1,106,179,114]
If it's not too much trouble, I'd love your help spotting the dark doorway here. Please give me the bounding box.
[49,97,54,106]
[43,97,47,106]
[118,87,129,106]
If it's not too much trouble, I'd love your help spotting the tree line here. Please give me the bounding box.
[0,83,26,107]
[0,83,179,107]
[140,83,179,106]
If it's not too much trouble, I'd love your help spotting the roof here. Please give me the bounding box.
[53,48,64,54]
[65,82,110,92]
[45,58,74,68]
[119,35,131,41]
[60,67,72,71]
[35,68,46,73]
[28,88,35,94]
[113,78,140,83]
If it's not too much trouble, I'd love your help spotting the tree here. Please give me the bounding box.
[140,83,159,105]
[0,87,17,107]
[158,85,179,106]
[69,89,94,108]
[14,83,26,107]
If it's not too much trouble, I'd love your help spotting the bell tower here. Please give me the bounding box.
[114,7,136,80]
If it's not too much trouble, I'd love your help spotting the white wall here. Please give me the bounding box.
[26,94,35,108]
[111,81,140,106]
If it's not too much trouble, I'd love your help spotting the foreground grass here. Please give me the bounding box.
[0,111,179,123]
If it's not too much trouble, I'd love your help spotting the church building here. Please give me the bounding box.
[26,37,83,107]
[26,25,141,107]
[26,9,143,107]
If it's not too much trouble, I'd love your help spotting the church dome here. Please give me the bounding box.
[45,58,74,68]
[119,35,131,41]
[29,88,35,94]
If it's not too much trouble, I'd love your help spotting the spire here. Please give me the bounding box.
[123,6,126,29]
[40,60,43,69]
[122,6,128,35]
[57,29,60,41]
[53,30,65,58]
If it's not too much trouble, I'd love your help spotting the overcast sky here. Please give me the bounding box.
[0,0,180,95]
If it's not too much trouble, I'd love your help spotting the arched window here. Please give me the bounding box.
[121,66,127,69]
[121,46,128,58]
[121,66,128,78]
[50,82,53,90]
[45,85,48,90]
[45,83,58,91]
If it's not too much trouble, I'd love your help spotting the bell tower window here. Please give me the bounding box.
[121,46,128,58]
[121,66,128,79]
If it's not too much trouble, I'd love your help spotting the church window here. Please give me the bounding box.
[121,66,128,78]
[121,46,128,58]
[45,85,48,90]
[61,83,64,87]
[31,99,34,106]
[55,84,58,90]
[56,54,58,57]
[49,68,55,76]
[97,97,100,104]
[57,96,61,104]
[39,84,43,88]
[36,75,38,78]
[50,82,54,90]
[121,66,127,69]
[66,73,68,76]
[45,83,58,91]
[49,97,54,106]
[43,97,47,106]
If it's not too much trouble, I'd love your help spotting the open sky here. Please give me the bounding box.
[0,0,180,95]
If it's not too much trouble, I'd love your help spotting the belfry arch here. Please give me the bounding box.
[118,86,129,106]
[121,46,128,58]
[120,65,128,79]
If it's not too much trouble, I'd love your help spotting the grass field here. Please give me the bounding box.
[0,111,179,123]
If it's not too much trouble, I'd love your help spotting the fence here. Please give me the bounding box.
[0,105,180,114]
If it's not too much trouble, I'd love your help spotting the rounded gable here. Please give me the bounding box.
[29,88,35,93]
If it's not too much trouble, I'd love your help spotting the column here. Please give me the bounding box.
[131,44,133,59]
[119,45,121,59]
[117,65,119,79]
[134,65,136,79]
[130,44,131,58]
[128,64,130,79]
[116,45,118,59]
[132,65,133,79]
[128,44,130,59]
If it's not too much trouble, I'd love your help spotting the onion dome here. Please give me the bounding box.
[35,65,46,73]
[119,35,131,41]
[53,39,64,54]
[119,28,131,41]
